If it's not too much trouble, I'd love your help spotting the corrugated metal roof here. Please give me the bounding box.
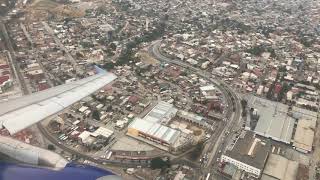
[93,127,114,138]
[248,96,295,144]
[163,129,180,143]
[263,154,298,180]
[129,101,180,144]
[154,126,168,139]
[293,119,316,152]
[143,101,177,123]
[129,118,180,144]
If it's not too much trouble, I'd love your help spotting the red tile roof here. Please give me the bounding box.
[38,83,50,91]
[128,95,140,104]
[1,70,10,76]
[0,64,9,70]
[0,75,10,85]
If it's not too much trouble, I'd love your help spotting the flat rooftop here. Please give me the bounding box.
[262,154,298,180]
[143,101,177,124]
[247,96,295,144]
[291,106,318,121]
[292,119,316,152]
[129,118,180,144]
[224,131,270,170]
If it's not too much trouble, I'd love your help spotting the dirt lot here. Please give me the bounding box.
[137,51,160,65]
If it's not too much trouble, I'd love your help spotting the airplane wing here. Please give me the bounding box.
[0,66,117,135]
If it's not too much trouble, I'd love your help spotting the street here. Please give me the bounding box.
[148,40,242,179]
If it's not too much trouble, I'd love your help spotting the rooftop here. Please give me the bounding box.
[200,85,218,100]
[262,154,298,180]
[177,110,205,122]
[128,118,180,144]
[291,106,318,121]
[143,101,177,124]
[221,163,238,177]
[247,96,295,144]
[292,119,316,152]
[92,127,114,139]
[224,131,270,170]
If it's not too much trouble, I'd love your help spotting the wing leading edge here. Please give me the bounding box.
[0,67,117,135]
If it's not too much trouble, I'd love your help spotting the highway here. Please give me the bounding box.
[1,15,242,177]
[148,40,242,179]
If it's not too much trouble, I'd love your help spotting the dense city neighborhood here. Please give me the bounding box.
[0,0,319,179]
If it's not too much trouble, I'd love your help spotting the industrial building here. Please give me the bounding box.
[291,106,318,121]
[143,101,178,124]
[127,101,191,151]
[199,85,218,100]
[246,96,295,144]
[292,119,316,153]
[79,127,114,145]
[176,110,208,127]
[261,154,299,180]
[128,118,181,146]
[246,96,316,153]
[221,131,270,178]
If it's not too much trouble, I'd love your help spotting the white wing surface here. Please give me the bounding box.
[0,67,116,135]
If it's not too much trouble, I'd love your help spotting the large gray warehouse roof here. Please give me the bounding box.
[262,154,298,180]
[248,96,295,144]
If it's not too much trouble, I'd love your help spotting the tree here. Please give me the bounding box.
[150,157,171,170]
[278,66,287,73]
[278,82,290,101]
[103,62,115,70]
[92,110,100,120]
[241,99,247,109]
[190,142,204,160]
[109,43,117,51]
[246,45,265,56]
[48,144,56,151]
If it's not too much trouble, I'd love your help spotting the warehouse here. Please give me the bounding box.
[78,127,114,145]
[143,101,178,124]
[261,154,298,180]
[176,110,208,127]
[291,106,318,121]
[221,131,270,178]
[292,119,316,153]
[128,118,180,146]
[247,96,295,144]
[127,101,183,150]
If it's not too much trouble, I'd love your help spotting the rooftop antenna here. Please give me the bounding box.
[145,18,149,31]
[273,102,278,117]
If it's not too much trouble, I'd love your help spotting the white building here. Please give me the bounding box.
[292,119,316,153]
[221,131,270,178]
[200,85,218,100]
[127,101,184,151]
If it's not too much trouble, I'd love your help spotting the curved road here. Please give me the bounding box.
[148,40,242,179]
[37,124,150,168]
